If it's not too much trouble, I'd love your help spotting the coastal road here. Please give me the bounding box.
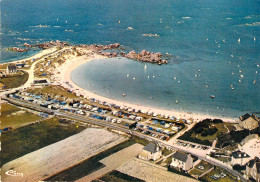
[2,96,247,182]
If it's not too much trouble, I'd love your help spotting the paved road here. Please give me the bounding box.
[2,96,247,182]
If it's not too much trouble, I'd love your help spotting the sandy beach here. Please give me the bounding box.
[53,49,237,123]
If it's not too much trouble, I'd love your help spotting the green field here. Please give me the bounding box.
[1,117,85,166]
[98,170,145,182]
[200,167,240,182]
[0,71,28,89]
[1,103,42,129]
[195,161,214,172]
[190,168,204,176]
[179,119,237,146]
[46,139,136,181]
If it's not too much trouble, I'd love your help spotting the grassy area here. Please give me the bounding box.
[1,117,85,166]
[190,168,204,176]
[132,136,149,146]
[162,148,173,156]
[191,123,228,141]
[214,156,231,163]
[98,170,145,182]
[1,103,42,129]
[225,124,236,132]
[179,119,236,146]
[0,71,28,89]
[195,161,214,172]
[200,167,240,182]
[46,139,136,181]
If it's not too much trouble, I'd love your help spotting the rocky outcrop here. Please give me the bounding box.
[125,50,168,65]
[36,40,69,49]
[100,51,118,57]
[7,47,29,52]
[24,43,32,47]
[78,43,120,52]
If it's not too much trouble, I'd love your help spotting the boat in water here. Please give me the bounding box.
[144,64,147,71]
[210,95,215,99]
[122,93,126,97]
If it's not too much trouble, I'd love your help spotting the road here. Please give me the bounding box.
[2,96,247,182]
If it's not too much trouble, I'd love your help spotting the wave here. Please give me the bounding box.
[239,22,260,26]
[244,15,259,19]
[53,26,61,28]
[142,33,160,37]
[226,17,232,20]
[30,24,50,28]
[17,38,30,41]
[65,29,74,32]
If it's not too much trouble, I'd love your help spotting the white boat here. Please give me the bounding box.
[253,80,256,84]
[175,100,179,104]
[133,77,135,80]
[122,93,126,97]
[144,64,147,71]
[210,95,215,98]
[238,38,240,43]
[65,20,68,23]
[57,18,59,21]
[254,37,256,42]
[174,77,176,80]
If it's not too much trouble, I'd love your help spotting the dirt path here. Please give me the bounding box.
[76,143,143,182]
[2,128,126,182]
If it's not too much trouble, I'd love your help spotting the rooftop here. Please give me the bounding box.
[172,151,189,162]
[231,150,250,159]
[143,142,160,153]
[239,113,259,122]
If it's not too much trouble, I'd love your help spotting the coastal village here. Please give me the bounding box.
[1,41,260,182]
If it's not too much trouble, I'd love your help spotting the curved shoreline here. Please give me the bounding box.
[56,52,237,123]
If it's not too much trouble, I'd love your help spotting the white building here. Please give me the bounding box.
[6,65,17,74]
[139,142,162,161]
[170,151,194,171]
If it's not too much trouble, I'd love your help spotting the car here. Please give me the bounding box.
[198,166,205,170]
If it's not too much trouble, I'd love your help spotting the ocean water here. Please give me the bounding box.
[2,0,260,117]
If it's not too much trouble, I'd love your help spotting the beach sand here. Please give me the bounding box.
[53,49,237,123]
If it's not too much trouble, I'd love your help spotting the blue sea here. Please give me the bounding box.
[1,0,260,118]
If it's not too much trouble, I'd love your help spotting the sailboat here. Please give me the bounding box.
[144,64,147,71]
